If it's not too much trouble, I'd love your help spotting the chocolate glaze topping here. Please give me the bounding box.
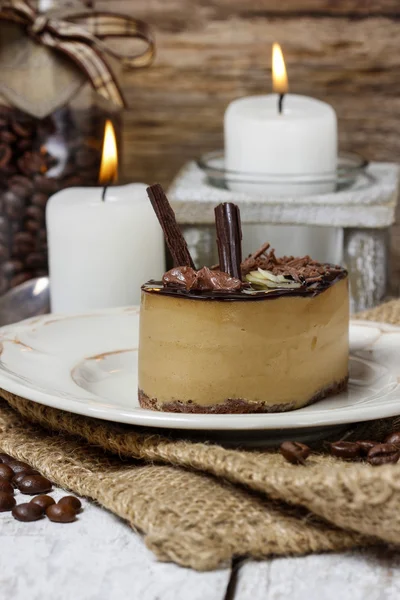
[143,243,347,302]
[163,266,197,290]
[163,266,242,292]
[142,274,346,301]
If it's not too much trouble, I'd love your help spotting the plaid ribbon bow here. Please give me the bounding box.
[0,0,155,108]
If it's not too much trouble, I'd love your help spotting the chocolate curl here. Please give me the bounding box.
[147,184,195,268]
[214,203,242,280]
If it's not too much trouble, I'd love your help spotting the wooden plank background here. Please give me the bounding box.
[95,0,400,290]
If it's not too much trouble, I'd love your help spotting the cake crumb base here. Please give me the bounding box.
[138,376,349,414]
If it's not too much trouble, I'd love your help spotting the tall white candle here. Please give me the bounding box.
[46,184,165,312]
[224,44,341,262]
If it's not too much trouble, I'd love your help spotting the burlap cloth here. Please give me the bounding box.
[0,300,400,570]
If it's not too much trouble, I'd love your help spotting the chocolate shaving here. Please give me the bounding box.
[214,203,242,280]
[249,241,270,261]
[147,184,195,268]
[241,243,346,287]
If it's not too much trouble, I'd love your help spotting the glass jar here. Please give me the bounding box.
[0,0,125,294]
[0,96,121,294]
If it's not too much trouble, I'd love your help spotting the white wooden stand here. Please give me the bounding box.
[169,162,399,312]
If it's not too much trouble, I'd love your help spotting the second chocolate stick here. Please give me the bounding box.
[214,203,242,280]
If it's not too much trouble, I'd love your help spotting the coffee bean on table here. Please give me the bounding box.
[9,460,34,476]
[46,503,76,523]
[0,464,14,481]
[0,477,14,495]
[367,443,400,466]
[58,496,82,512]
[0,453,12,464]
[280,441,311,465]
[12,502,44,522]
[385,431,400,448]
[357,441,377,455]
[329,441,361,459]
[0,492,16,512]
[12,471,35,488]
[18,475,52,495]
[30,495,55,511]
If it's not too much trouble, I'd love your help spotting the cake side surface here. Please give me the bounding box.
[138,276,349,413]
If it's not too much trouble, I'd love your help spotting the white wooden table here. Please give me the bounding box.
[1,486,399,600]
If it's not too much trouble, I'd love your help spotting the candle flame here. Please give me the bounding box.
[272,43,288,94]
[99,119,118,184]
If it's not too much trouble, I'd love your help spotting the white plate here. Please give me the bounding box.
[0,308,399,438]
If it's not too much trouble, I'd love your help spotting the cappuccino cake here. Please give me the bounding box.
[138,186,349,414]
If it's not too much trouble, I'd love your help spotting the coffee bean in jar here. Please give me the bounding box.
[0,105,121,295]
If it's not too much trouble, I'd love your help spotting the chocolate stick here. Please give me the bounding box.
[147,184,195,268]
[214,203,242,280]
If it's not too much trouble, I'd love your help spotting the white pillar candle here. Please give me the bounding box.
[225,93,337,195]
[46,184,165,312]
[224,44,342,262]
